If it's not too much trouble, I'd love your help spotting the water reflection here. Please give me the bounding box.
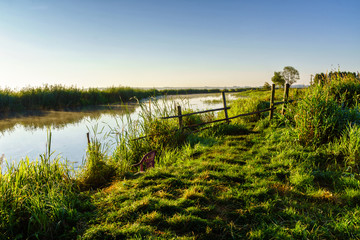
[0,104,137,133]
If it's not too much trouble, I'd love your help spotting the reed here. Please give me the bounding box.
[105,96,232,175]
[293,73,360,147]
[0,131,80,239]
[0,85,240,114]
[78,125,116,189]
[110,98,188,167]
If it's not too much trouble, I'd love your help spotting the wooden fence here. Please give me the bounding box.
[160,83,291,129]
[129,83,294,141]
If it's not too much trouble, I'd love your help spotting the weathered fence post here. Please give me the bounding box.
[86,132,90,145]
[281,83,290,115]
[149,98,151,116]
[177,106,183,130]
[269,84,275,120]
[222,91,229,123]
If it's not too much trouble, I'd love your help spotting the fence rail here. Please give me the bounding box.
[160,107,231,119]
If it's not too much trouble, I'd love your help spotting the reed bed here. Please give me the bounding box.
[0,85,253,114]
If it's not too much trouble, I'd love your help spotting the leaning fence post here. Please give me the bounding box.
[222,91,229,123]
[177,106,183,130]
[86,132,90,145]
[281,83,290,115]
[269,84,275,120]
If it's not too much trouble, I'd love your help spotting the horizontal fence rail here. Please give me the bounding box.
[160,107,230,119]
[184,107,276,129]
[273,99,295,106]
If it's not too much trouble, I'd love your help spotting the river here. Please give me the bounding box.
[0,93,238,169]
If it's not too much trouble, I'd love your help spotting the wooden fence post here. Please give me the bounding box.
[281,83,290,115]
[269,84,275,120]
[86,132,90,145]
[222,91,229,123]
[149,98,151,116]
[177,106,183,130]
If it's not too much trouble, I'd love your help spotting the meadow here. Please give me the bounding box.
[2,73,360,239]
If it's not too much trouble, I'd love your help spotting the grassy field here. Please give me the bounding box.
[2,73,360,239]
[78,126,360,239]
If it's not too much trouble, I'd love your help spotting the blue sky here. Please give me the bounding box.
[1,0,359,89]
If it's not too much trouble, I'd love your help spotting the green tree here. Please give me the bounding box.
[282,66,299,86]
[263,82,271,90]
[271,71,285,87]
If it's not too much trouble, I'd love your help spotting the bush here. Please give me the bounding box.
[293,73,360,147]
[326,72,360,108]
[339,125,360,165]
[293,85,345,146]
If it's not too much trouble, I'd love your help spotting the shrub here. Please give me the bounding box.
[293,73,360,147]
[293,85,345,146]
[326,72,360,108]
[339,125,360,165]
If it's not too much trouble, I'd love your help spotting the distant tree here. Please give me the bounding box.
[263,82,271,90]
[313,73,326,85]
[271,71,285,87]
[282,66,300,86]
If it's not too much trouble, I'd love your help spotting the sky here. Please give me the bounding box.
[0,0,359,89]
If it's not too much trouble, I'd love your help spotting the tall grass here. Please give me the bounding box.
[0,131,81,239]
[106,97,234,175]
[228,97,270,123]
[110,98,190,168]
[293,85,344,146]
[292,72,360,147]
[78,125,116,189]
[0,85,249,114]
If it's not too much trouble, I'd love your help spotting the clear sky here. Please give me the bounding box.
[1,0,359,89]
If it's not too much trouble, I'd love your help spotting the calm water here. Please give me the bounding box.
[0,93,237,168]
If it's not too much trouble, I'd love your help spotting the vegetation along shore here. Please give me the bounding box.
[0,85,253,116]
[2,72,360,239]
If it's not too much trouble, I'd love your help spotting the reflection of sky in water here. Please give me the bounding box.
[0,93,232,169]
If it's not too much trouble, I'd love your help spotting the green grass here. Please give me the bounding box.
[76,123,360,239]
[0,149,84,239]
